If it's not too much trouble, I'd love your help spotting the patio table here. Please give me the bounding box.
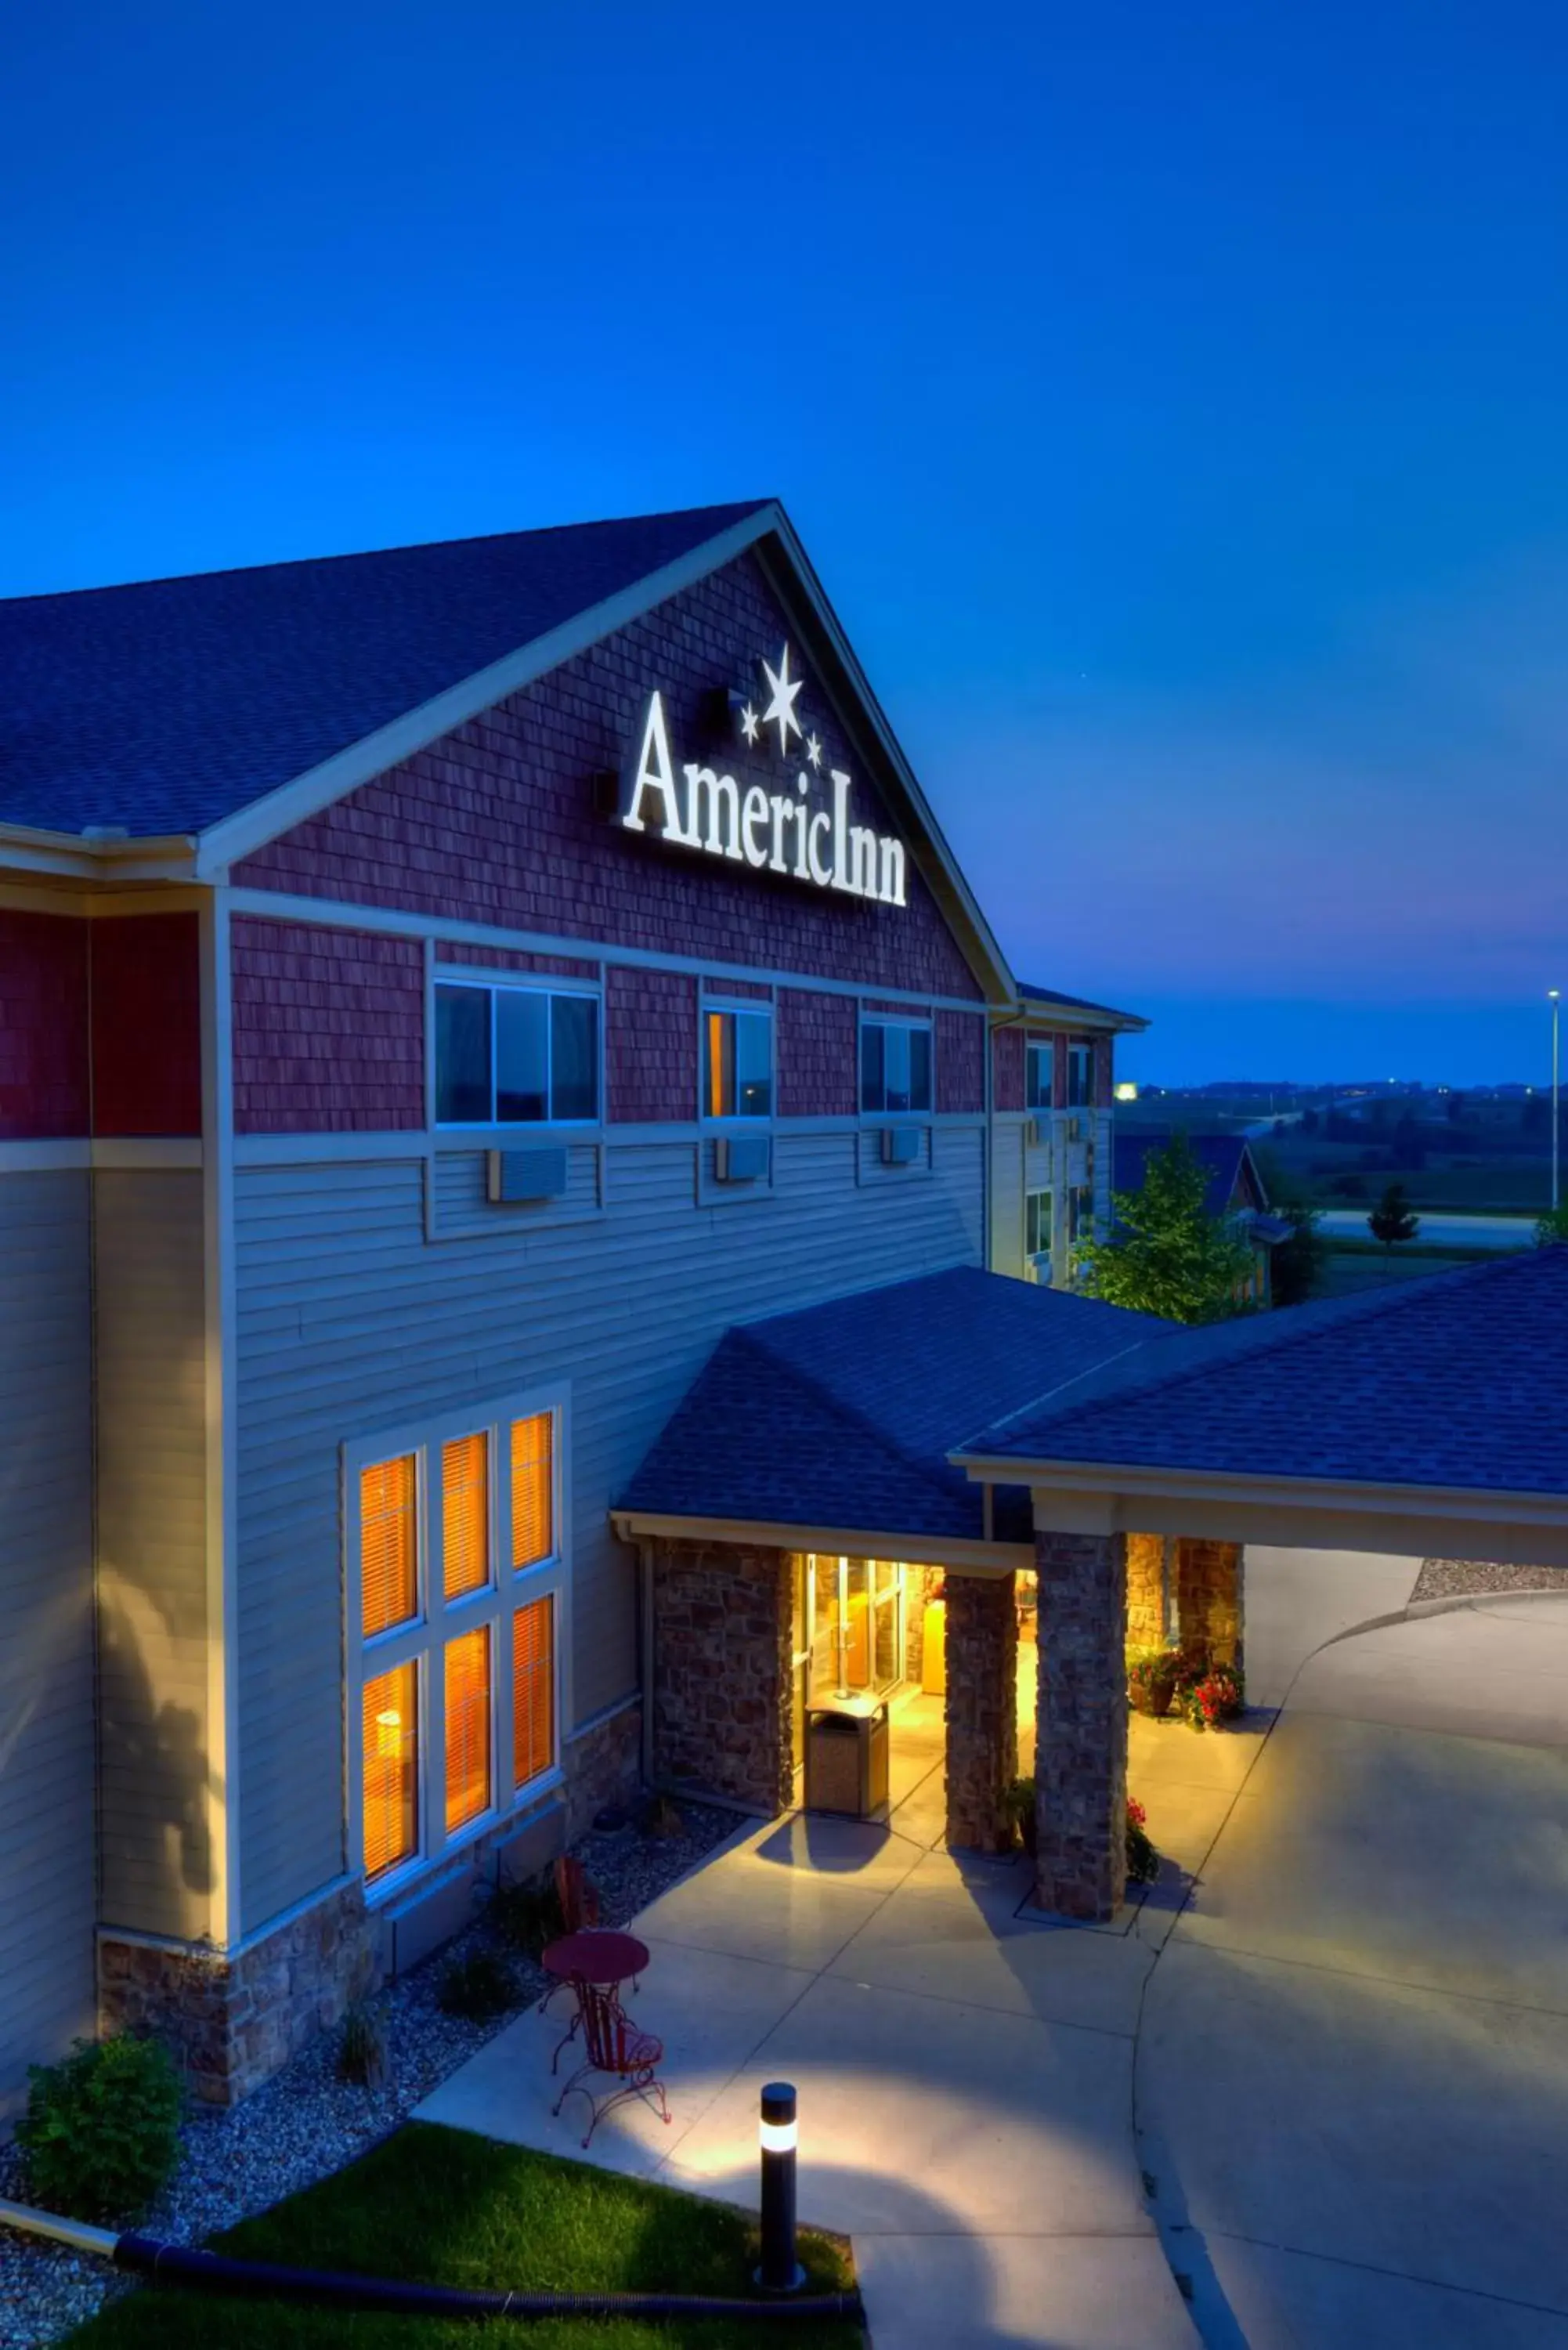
[540,1929,649,1990]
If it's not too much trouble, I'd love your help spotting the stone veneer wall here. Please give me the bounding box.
[1176,1539,1244,1670]
[1035,1529,1129,1920]
[97,1699,644,2109]
[1124,1533,1168,1650]
[943,1571,1017,1852]
[649,1538,793,1812]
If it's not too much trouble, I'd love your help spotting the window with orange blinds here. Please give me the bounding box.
[442,1432,490,1601]
[511,1413,554,1568]
[444,1626,492,1835]
[363,1663,417,1881]
[512,1596,554,1790]
[361,1455,418,1638]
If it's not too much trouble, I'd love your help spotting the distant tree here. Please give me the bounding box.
[1534,1202,1568,1246]
[1368,1182,1421,1258]
[1523,1094,1549,1137]
[1446,1091,1467,1125]
[1300,1106,1321,1133]
[1075,1133,1256,1325]
[1270,1202,1329,1307]
[1392,1113,1427,1171]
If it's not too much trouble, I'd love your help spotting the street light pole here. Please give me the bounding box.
[1551,989,1562,1214]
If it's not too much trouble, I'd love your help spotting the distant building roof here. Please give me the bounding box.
[960,1247,1568,1498]
[620,1267,1163,1545]
[1112,1130,1264,1220]
[0,501,770,837]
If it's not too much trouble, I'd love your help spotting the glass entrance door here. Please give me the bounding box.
[806,1556,905,1697]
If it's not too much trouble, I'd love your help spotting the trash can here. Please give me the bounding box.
[804,1696,891,1818]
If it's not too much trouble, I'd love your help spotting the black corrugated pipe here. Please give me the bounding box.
[0,2202,862,2325]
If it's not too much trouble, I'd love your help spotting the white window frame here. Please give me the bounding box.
[700,1000,775,1123]
[1024,1186,1053,1277]
[432,972,603,1131]
[343,1383,572,1906]
[1065,1039,1094,1111]
[1025,1039,1055,1112]
[858,1014,934,1118]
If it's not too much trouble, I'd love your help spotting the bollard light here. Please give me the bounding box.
[755,2081,805,2294]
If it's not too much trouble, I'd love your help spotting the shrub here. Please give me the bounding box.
[641,1793,686,1841]
[1125,1796,1160,1886]
[488,1869,564,1957]
[437,1947,517,2022]
[17,2034,181,2223]
[1003,1775,1036,1856]
[337,2001,387,2090]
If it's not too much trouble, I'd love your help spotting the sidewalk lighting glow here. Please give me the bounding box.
[759,2115,797,2153]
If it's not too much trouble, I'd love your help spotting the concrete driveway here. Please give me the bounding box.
[1139,1589,1568,2348]
[419,1561,1568,2348]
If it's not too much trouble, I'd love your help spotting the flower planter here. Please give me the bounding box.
[1129,1679,1175,1718]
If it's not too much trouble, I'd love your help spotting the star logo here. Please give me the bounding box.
[805,732,823,771]
[760,644,804,757]
[739,702,761,746]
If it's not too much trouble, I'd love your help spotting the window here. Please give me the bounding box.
[860,1020,932,1115]
[1066,1184,1094,1249]
[351,1394,565,1895]
[1025,1188,1053,1264]
[1066,1039,1094,1109]
[1025,1040,1054,1112]
[704,1007,772,1119]
[435,981,599,1126]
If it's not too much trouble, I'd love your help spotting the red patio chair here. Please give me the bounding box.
[537,1857,606,2022]
[551,1980,670,2149]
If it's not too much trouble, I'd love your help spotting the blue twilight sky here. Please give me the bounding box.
[3,2,1565,1085]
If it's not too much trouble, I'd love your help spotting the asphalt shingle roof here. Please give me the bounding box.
[620,1267,1164,1543]
[965,1246,1568,1497]
[1111,1130,1255,1220]
[1013,979,1143,1025]
[0,501,770,838]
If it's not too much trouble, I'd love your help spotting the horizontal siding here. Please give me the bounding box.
[235,1126,985,1935]
[431,1144,602,1236]
[990,1119,1027,1281]
[94,1170,211,1940]
[0,1174,95,2126]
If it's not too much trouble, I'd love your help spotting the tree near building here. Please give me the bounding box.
[1075,1133,1256,1325]
[1368,1182,1421,1258]
[1270,1202,1329,1307]
[1534,1202,1568,1246]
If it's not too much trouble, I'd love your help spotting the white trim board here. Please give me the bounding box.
[0,1137,204,1172]
[610,1509,1029,1578]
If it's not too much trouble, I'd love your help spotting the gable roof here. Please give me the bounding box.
[0,501,771,841]
[959,1246,1568,1499]
[1013,980,1147,1031]
[619,1266,1164,1545]
[1112,1129,1266,1219]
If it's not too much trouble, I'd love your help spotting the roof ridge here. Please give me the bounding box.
[0,499,775,610]
[735,1321,979,1516]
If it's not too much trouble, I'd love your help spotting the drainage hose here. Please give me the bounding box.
[0,2200,863,2325]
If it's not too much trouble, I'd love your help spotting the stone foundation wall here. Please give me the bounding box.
[943,1571,1017,1851]
[1125,1533,1169,1650]
[99,1879,376,2109]
[1176,1539,1244,1669]
[1035,1528,1129,1921]
[650,1538,793,1811]
[563,1696,644,1835]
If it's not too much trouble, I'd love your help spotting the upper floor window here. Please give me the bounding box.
[435,980,599,1127]
[1065,1039,1095,1109]
[1025,1040,1054,1112]
[705,1006,772,1119]
[861,1019,932,1115]
[1024,1188,1053,1262]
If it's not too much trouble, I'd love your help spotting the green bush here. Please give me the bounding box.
[17,2034,181,2223]
[437,1947,517,2021]
[1003,1775,1036,1856]
[488,1869,564,1956]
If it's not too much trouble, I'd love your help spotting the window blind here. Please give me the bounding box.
[511,1413,554,1568]
[361,1455,417,1638]
[442,1431,490,1601]
[512,1595,554,1791]
[363,1662,417,1882]
[444,1625,491,1835]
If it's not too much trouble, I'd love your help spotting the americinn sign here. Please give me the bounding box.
[618,642,909,907]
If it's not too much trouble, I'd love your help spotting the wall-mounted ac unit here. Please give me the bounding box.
[714,1134,770,1184]
[880,1126,922,1166]
[487,1147,569,1204]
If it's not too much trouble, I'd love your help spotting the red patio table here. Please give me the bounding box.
[540,1929,649,1990]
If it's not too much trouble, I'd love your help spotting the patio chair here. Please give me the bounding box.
[551,1980,670,2149]
[538,1856,621,2030]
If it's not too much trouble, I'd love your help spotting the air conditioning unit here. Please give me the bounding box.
[487,1147,569,1203]
[880,1126,921,1166]
[714,1134,770,1184]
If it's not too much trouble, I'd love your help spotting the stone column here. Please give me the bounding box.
[650,1538,793,1812]
[1175,1539,1245,1671]
[1124,1532,1168,1650]
[943,1570,1017,1851]
[1035,1528,1129,1919]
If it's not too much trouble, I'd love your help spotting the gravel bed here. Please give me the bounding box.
[1412,1557,1568,1603]
[0,1799,737,2350]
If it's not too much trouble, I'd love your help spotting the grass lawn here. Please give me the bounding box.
[64,2123,860,2349]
